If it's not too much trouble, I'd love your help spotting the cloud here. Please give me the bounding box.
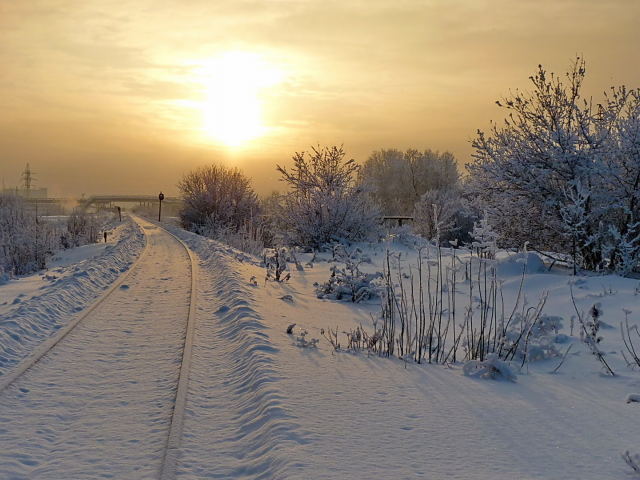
[1,0,640,196]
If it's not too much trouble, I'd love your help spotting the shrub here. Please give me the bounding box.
[315,245,382,302]
[0,194,58,274]
[411,188,475,244]
[274,145,380,248]
[178,164,260,234]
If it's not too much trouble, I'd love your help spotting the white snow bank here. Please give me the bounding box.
[158,224,298,477]
[0,218,145,376]
[497,252,546,277]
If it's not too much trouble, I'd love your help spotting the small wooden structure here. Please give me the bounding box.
[382,216,414,227]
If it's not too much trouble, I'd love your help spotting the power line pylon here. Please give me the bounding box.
[21,164,36,198]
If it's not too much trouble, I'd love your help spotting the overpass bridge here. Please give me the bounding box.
[16,194,181,215]
[80,195,182,210]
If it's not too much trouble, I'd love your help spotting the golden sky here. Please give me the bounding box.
[1,0,639,198]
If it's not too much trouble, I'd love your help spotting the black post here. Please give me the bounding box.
[117,206,121,222]
[158,192,164,221]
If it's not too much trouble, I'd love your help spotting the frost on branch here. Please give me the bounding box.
[467,57,640,274]
[263,247,290,283]
[462,354,517,382]
[274,145,380,249]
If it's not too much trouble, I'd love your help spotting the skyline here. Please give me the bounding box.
[2,0,640,198]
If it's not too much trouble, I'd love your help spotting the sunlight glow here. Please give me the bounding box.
[196,52,282,147]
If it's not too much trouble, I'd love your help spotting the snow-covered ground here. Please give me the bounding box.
[0,219,190,478]
[0,217,145,375]
[2,217,640,478]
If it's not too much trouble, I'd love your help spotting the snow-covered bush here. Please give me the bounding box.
[462,354,517,382]
[604,224,640,277]
[64,208,103,247]
[494,311,562,363]
[177,164,260,242]
[262,247,290,283]
[0,193,59,274]
[467,57,640,274]
[274,145,381,248]
[316,265,382,302]
[580,303,604,348]
[569,285,615,375]
[316,245,382,302]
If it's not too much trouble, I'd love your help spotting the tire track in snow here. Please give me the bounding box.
[164,228,299,479]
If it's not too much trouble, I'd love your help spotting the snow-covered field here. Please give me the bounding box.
[1,216,640,478]
[168,224,640,479]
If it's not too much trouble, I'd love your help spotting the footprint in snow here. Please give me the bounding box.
[279,295,294,302]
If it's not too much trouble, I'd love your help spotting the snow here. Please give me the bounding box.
[0,218,145,377]
[627,393,640,404]
[169,228,640,479]
[1,219,640,478]
[0,218,189,478]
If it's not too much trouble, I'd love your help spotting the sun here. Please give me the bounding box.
[196,52,282,147]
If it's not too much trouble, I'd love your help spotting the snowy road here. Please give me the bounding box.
[0,220,192,479]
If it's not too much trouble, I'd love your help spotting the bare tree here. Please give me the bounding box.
[178,164,259,234]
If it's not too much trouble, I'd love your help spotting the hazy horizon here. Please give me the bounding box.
[2,0,640,198]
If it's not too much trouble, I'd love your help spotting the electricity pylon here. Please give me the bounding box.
[21,164,35,198]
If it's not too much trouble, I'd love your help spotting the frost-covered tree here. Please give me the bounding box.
[178,164,260,235]
[275,145,380,248]
[467,57,640,274]
[360,148,459,215]
[411,188,474,244]
[598,87,640,271]
[65,209,101,247]
[0,194,58,274]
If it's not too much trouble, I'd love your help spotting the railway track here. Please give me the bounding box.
[0,215,197,479]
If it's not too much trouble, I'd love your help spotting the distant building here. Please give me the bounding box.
[2,164,48,199]
[2,186,48,199]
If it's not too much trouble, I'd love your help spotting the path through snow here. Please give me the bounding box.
[0,220,191,479]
